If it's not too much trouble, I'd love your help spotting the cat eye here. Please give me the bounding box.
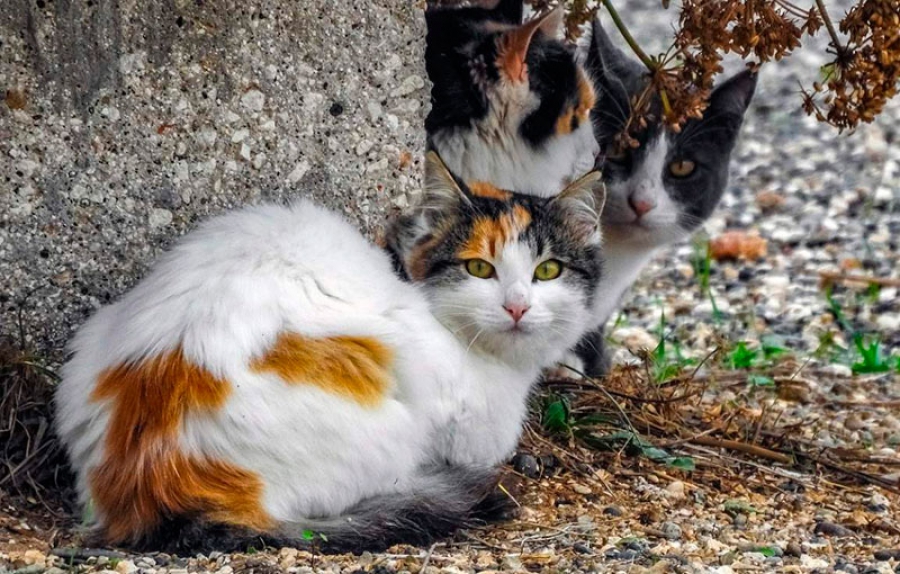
[668,160,696,178]
[465,259,495,279]
[533,259,563,281]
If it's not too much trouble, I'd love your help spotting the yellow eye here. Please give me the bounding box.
[465,259,495,279]
[534,259,563,281]
[669,160,696,178]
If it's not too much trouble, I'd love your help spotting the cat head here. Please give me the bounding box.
[585,18,757,248]
[424,1,600,197]
[387,152,604,369]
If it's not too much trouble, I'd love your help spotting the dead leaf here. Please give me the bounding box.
[709,230,768,261]
[755,190,786,212]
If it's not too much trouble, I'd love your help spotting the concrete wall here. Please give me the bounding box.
[1,0,426,358]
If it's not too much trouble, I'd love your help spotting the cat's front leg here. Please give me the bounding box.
[570,325,611,379]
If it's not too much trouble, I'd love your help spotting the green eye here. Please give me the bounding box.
[465,259,495,279]
[534,259,563,281]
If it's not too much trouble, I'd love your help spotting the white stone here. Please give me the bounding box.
[241,89,266,112]
[100,106,120,121]
[148,208,173,228]
[239,143,252,161]
[390,74,425,98]
[303,92,325,114]
[252,153,266,170]
[876,314,900,332]
[195,127,218,147]
[286,160,310,184]
[384,53,402,72]
[366,158,389,173]
[16,159,39,177]
[355,139,373,156]
[873,185,895,206]
[231,128,250,143]
[174,160,189,183]
[366,101,383,122]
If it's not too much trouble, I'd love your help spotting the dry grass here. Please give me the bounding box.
[0,334,74,510]
[528,356,900,501]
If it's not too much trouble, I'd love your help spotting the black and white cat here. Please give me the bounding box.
[570,18,758,376]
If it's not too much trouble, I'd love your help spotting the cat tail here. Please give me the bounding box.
[164,465,512,555]
[277,464,511,553]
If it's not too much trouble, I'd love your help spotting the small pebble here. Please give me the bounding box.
[815,521,855,537]
[660,521,683,540]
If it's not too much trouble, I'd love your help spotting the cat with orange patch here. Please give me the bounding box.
[55,153,605,553]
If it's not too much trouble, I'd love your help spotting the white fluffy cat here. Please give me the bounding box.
[55,153,604,553]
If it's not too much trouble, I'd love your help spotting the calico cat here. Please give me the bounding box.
[569,18,758,376]
[55,152,604,553]
[424,0,600,197]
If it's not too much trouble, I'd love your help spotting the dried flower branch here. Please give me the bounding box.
[539,0,899,135]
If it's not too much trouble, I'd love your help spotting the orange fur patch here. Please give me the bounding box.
[556,106,577,135]
[468,181,512,201]
[575,70,596,122]
[251,333,393,407]
[91,348,272,544]
[460,205,532,260]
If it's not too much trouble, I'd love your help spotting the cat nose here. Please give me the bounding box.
[503,303,530,323]
[629,196,656,217]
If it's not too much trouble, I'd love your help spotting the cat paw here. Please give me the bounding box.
[543,351,587,381]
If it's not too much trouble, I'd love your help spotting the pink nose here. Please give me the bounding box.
[629,197,656,217]
[503,304,529,322]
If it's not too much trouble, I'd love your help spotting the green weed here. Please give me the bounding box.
[852,335,893,374]
[728,341,759,369]
[691,236,724,322]
[581,429,695,471]
[542,396,571,434]
[649,308,695,383]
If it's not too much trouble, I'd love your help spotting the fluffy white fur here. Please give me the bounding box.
[56,199,594,540]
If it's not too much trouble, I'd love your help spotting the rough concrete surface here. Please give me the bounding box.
[1,0,426,358]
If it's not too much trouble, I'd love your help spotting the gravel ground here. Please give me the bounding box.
[2,0,899,572]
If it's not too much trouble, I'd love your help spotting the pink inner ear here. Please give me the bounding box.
[496,7,563,83]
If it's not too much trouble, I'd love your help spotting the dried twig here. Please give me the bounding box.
[818,271,900,288]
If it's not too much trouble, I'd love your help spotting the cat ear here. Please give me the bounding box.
[496,7,564,83]
[707,68,758,119]
[386,153,468,281]
[585,17,646,100]
[552,170,605,243]
[422,151,470,210]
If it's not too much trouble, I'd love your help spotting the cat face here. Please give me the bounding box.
[585,19,758,248]
[388,153,604,367]
[425,1,600,197]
